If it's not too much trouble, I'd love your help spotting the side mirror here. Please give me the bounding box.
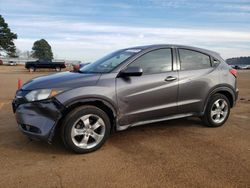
[118,66,143,77]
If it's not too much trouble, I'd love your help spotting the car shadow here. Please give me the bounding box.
[6,117,205,155]
[107,117,208,158]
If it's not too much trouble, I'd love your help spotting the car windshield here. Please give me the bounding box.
[79,49,141,73]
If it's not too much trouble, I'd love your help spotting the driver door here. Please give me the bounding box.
[116,48,179,126]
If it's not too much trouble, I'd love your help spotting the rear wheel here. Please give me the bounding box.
[202,94,230,127]
[61,106,111,153]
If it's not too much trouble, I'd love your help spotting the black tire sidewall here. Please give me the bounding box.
[61,106,111,154]
[205,94,231,127]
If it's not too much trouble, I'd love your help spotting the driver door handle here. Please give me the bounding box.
[165,76,177,81]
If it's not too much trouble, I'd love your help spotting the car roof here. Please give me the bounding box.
[126,44,223,60]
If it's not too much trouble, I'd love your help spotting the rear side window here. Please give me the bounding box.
[128,48,172,74]
[179,49,211,70]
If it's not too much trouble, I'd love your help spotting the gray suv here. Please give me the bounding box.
[12,44,238,153]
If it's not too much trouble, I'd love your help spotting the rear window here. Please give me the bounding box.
[179,49,211,70]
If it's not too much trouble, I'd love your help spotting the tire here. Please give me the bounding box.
[61,106,111,154]
[55,66,61,72]
[29,67,35,72]
[202,94,230,127]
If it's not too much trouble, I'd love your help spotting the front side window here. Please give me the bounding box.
[128,48,172,75]
[179,49,211,70]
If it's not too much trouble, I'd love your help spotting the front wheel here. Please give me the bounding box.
[202,94,230,127]
[61,106,111,154]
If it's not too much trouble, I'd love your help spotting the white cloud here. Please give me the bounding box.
[11,19,250,61]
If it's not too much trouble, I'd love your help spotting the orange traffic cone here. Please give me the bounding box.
[18,78,22,89]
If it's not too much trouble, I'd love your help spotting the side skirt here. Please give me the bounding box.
[116,113,194,131]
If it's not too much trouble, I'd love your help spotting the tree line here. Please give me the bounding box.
[226,57,250,65]
[0,15,53,60]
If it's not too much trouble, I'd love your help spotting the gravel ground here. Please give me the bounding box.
[0,65,249,187]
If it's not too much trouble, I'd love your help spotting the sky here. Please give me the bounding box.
[0,0,250,61]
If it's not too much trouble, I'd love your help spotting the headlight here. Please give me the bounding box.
[25,89,62,102]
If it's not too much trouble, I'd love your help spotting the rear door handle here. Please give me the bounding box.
[165,76,177,81]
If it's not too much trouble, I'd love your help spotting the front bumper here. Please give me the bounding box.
[13,98,64,142]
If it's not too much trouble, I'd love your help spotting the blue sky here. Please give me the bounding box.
[0,0,250,61]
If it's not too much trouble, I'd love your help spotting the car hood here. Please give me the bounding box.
[22,71,101,90]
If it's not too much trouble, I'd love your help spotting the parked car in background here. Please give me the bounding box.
[236,64,250,69]
[13,44,238,154]
[25,59,66,72]
[8,61,17,66]
[72,62,90,72]
[72,62,81,71]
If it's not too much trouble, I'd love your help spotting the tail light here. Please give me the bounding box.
[230,69,237,77]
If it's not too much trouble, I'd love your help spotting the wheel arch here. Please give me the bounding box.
[202,84,236,114]
[58,98,117,132]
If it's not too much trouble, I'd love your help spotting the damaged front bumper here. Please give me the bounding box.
[12,95,65,142]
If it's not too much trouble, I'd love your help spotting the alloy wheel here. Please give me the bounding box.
[71,114,105,149]
[210,99,229,124]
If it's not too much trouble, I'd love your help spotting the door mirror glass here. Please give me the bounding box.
[118,66,143,77]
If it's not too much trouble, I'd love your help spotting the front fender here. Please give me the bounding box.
[55,86,118,113]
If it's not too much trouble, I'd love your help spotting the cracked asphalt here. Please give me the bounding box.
[0,66,249,187]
